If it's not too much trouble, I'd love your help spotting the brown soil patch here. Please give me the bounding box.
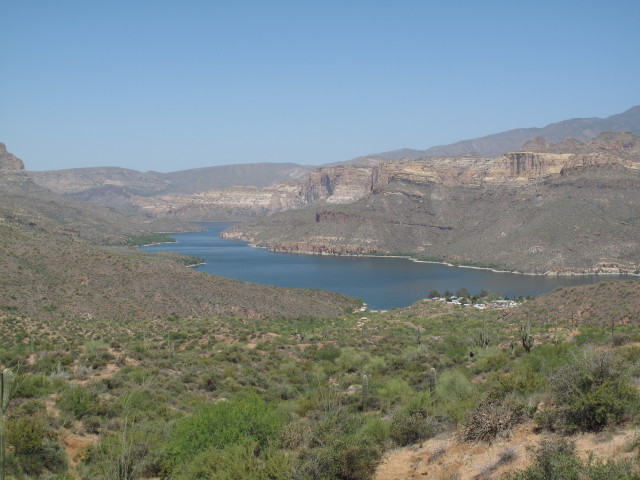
[374,422,638,480]
[63,431,98,470]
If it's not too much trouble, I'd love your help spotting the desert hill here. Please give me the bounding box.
[28,162,314,212]
[222,132,640,275]
[0,147,356,320]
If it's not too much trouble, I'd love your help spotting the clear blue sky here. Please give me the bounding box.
[2,1,639,172]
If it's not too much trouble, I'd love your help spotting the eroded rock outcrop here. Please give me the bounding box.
[0,143,25,171]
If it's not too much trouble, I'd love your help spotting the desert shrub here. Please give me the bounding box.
[549,349,639,431]
[57,385,98,419]
[12,372,55,398]
[504,437,581,479]
[378,379,414,409]
[336,347,368,373]
[434,369,478,423]
[315,346,341,363]
[82,341,114,369]
[6,418,67,476]
[472,350,509,374]
[390,393,440,446]
[611,334,631,347]
[504,437,640,479]
[461,399,526,442]
[81,430,156,480]
[359,417,391,445]
[162,394,285,474]
[6,417,45,455]
[296,433,382,480]
[295,409,385,480]
[174,438,292,480]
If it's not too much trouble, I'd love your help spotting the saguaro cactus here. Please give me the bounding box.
[521,322,534,354]
[361,374,369,410]
[477,330,490,348]
[427,367,437,393]
[1,368,15,480]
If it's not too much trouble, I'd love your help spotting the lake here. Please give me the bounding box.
[139,223,630,310]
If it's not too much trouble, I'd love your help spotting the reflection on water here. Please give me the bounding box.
[140,223,630,310]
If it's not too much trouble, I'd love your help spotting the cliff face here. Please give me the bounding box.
[221,133,640,275]
[132,146,639,221]
[0,143,25,171]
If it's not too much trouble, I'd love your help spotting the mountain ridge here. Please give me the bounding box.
[345,105,640,165]
[221,132,640,275]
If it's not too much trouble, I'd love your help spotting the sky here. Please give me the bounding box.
[2,1,639,172]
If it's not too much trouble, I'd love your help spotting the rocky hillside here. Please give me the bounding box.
[222,132,640,275]
[28,162,314,213]
[0,146,356,319]
[505,277,640,328]
[23,106,640,221]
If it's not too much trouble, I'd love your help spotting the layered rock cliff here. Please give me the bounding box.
[221,133,640,275]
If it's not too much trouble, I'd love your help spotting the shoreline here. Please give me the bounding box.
[244,241,638,278]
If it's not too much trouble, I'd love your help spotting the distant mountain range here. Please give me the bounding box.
[347,105,640,164]
[4,105,640,275]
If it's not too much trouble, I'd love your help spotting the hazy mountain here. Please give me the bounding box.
[29,162,314,196]
[346,105,640,164]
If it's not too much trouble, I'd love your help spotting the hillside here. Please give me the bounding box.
[28,162,314,211]
[505,278,640,328]
[2,271,639,479]
[0,148,356,320]
[222,132,640,274]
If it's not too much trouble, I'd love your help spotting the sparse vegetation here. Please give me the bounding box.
[1,166,640,479]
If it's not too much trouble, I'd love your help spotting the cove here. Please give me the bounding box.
[139,223,630,310]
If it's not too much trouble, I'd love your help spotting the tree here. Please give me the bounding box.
[456,288,470,299]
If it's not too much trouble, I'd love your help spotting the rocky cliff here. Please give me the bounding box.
[221,133,640,275]
[0,143,25,171]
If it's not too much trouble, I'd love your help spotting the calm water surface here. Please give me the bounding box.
[140,223,630,310]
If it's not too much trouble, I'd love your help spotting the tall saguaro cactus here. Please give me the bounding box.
[521,322,534,354]
[1,368,15,480]
[361,374,369,410]
[427,367,437,393]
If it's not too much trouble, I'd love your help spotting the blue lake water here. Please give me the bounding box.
[139,223,630,310]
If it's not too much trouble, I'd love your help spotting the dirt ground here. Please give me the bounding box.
[375,422,638,480]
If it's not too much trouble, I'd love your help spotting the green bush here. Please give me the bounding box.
[504,437,640,479]
[12,372,55,398]
[504,437,581,479]
[549,350,639,431]
[434,369,478,423]
[6,417,45,455]
[294,409,385,480]
[173,439,292,480]
[57,385,98,419]
[162,394,285,474]
[389,394,440,446]
[6,418,67,477]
